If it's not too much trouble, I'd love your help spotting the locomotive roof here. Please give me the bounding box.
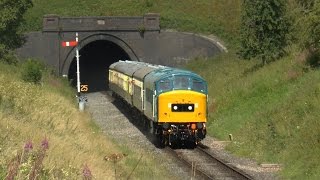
[151,68,204,80]
[110,60,166,80]
[110,60,205,82]
[109,61,144,76]
[144,67,206,87]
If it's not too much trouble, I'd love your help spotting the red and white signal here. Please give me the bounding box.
[61,41,78,47]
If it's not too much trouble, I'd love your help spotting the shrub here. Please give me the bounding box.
[21,59,44,84]
[307,50,320,68]
[0,45,18,65]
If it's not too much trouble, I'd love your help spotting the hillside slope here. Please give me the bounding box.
[187,50,320,179]
[0,62,173,179]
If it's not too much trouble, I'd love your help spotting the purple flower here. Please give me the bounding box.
[82,164,92,180]
[41,137,49,150]
[24,141,33,152]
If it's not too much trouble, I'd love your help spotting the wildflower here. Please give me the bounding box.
[24,141,33,152]
[82,164,92,180]
[41,137,49,150]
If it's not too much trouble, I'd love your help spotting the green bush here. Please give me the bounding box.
[21,59,44,84]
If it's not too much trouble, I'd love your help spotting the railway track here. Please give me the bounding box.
[165,144,253,180]
[86,92,255,179]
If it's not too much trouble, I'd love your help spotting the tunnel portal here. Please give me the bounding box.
[68,40,130,92]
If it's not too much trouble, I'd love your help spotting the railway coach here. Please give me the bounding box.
[108,60,208,147]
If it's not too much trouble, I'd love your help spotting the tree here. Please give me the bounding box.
[0,0,33,60]
[295,0,320,67]
[305,1,320,50]
[239,0,290,65]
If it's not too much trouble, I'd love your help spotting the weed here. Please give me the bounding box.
[4,138,49,179]
[82,164,93,180]
[144,0,153,8]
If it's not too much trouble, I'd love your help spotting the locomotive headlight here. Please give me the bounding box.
[188,106,193,111]
[173,105,178,110]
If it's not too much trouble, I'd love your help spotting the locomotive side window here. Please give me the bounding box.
[173,76,189,90]
[158,79,172,92]
[192,79,206,93]
[146,88,153,103]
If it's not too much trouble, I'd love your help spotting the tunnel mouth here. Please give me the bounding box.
[68,40,130,92]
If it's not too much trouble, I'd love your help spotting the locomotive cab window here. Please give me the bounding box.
[173,76,189,90]
[157,78,172,93]
[192,79,206,93]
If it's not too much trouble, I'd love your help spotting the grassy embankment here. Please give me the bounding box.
[0,62,174,179]
[187,49,320,179]
[3,0,319,179]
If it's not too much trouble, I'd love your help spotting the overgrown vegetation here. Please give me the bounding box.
[239,0,290,64]
[0,0,33,60]
[0,61,176,179]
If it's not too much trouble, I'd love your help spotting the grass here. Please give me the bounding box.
[187,48,320,179]
[0,61,176,179]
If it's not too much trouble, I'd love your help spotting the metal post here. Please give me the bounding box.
[75,32,80,96]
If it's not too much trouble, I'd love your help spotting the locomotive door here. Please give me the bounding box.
[152,89,158,119]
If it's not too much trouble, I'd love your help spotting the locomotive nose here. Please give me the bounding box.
[158,90,207,123]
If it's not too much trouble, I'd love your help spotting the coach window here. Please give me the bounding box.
[134,85,141,97]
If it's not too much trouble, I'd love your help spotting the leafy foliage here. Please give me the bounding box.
[239,0,290,64]
[292,0,320,67]
[21,59,44,84]
[305,1,320,50]
[0,0,33,60]
[296,0,315,13]
[0,45,18,65]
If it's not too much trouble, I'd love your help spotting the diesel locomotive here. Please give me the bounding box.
[108,60,208,146]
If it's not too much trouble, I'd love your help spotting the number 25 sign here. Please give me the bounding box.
[80,85,89,92]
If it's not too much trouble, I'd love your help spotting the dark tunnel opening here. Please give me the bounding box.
[68,40,130,92]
